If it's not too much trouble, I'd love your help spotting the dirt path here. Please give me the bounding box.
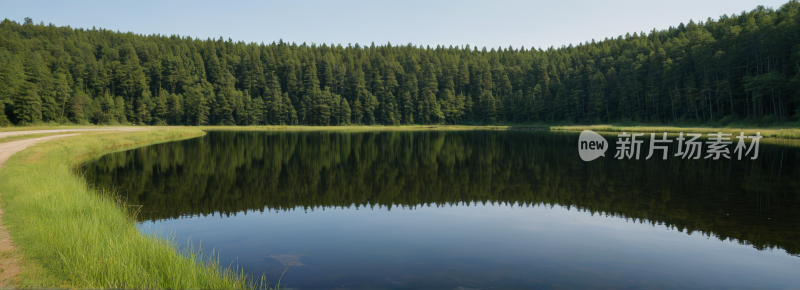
[0,127,142,139]
[0,134,80,169]
[0,134,82,287]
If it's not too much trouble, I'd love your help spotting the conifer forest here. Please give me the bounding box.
[2,1,800,127]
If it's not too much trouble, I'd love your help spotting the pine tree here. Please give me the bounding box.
[0,101,9,127]
[68,91,88,123]
[479,90,496,122]
[339,97,351,125]
[185,84,209,125]
[136,89,152,124]
[155,89,169,123]
[214,89,235,125]
[380,91,399,125]
[168,93,184,125]
[13,82,42,125]
[253,97,266,125]
[282,93,298,125]
[115,96,128,123]
[0,49,24,126]
[53,73,72,123]
[313,90,332,125]
[587,70,607,122]
[400,90,414,124]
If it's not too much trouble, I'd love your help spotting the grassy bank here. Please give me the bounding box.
[4,123,799,138]
[551,125,800,139]
[199,124,509,131]
[0,128,255,289]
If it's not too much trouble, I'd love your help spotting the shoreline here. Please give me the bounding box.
[2,124,798,139]
[0,125,798,287]
[550,125,800,139]
[0,128,256,289]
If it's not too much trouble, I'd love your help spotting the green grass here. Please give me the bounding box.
[0,128,264,289]
[551,124,800,139]
[199,124,509,131]
[0,133,66,144]
[3,122,800,139]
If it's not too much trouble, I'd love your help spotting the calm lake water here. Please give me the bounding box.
[83,130,800,289]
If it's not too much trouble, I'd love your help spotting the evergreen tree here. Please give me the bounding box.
[14,82,42,125]
[1,3,800,127]
[339,97,351,125]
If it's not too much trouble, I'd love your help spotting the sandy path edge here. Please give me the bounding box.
[0,134,80,287]
[0,128,144,139]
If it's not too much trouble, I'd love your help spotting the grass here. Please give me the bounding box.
[0,124,508,133]
[199,124,509,131]
[2,122,799,138]
[551,124,800,139]
[0,128,265,289]
[0,133,79,144]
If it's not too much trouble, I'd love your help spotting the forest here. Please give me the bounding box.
[2,1,800,126]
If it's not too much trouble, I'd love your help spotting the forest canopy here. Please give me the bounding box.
[1,1,800,127]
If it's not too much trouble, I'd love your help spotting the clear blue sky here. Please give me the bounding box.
[1,0,790,49]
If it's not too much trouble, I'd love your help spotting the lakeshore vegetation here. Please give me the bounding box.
[0,128,260,289]
[1,2,800,128]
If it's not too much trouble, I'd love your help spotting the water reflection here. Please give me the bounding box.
[83,130,800,288]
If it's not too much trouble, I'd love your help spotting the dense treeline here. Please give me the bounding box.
[3,2,800,126]
[84,131,800,256]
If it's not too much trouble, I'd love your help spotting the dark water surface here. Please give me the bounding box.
[83,130,800,289]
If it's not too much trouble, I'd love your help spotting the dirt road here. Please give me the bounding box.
[0,134,80,168]
[0,127,142,139]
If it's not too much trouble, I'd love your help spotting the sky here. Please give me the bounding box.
[1,0,791,49]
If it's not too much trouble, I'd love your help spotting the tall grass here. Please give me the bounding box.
[0,128,262,289]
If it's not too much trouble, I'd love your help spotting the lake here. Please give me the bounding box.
[82,130,800,289]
